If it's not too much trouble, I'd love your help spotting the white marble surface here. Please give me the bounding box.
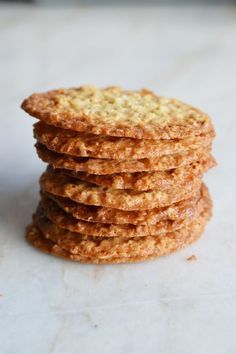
[0,4,236,354]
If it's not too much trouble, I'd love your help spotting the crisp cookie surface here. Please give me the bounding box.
[26,203,211,264]
[44,185,208,225]
[38,189,208,236]
[66,155,215,191]
[34,122,214,160]
[22,86,214,140]
[36,143,211,174]
[40,167,202,211]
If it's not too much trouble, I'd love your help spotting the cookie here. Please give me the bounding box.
[40,188,209,236]
[43,184,209,225]
[22,86,214,140]
[36,142,212,175]
[38,189,208,236]
[65,155,215,191]
[26,202,211,264]
[34,122,214,160]
[40,167,202,211]
[44,184,208,225]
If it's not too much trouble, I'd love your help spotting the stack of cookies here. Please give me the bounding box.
[21,86,216,264]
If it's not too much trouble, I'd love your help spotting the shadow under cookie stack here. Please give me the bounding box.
[21,86,216,264]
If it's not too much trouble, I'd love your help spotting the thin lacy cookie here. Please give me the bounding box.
[22,86,214,140]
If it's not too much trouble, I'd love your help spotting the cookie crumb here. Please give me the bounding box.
[187,255,197,261]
